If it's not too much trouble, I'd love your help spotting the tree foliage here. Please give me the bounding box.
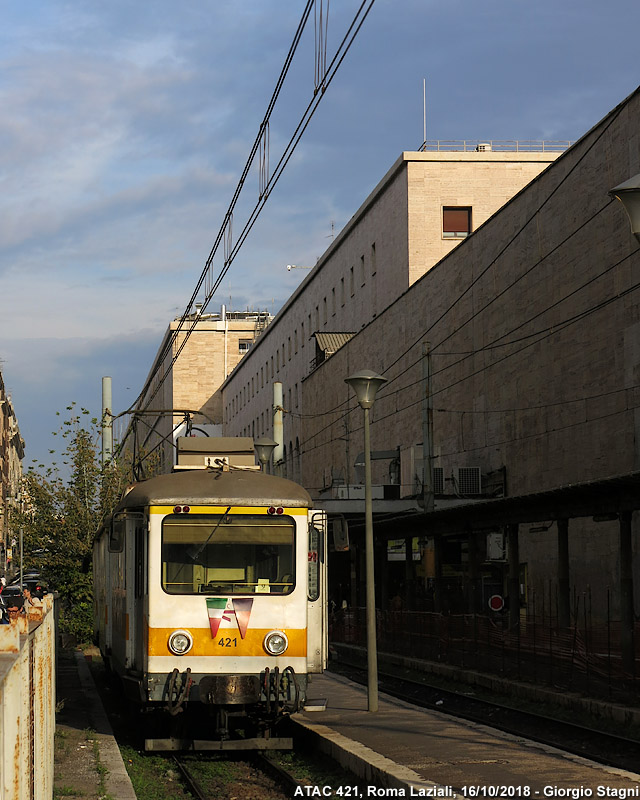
[16,406,128,643]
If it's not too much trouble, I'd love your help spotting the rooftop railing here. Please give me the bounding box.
[418,139,574,153]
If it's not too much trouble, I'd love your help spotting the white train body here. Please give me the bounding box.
[93,467,327,750]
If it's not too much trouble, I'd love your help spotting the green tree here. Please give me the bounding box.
[16,406,127,643]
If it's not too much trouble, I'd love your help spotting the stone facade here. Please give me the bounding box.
[131,308,270,474]
[222,147,562,486]
[299,88,640,614]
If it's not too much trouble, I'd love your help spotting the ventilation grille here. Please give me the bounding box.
[456,466,482,495]
[433,466,444,494]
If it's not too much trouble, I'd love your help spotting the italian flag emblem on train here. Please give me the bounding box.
[206,598,253,639]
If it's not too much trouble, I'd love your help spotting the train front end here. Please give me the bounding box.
[96,465,327,751]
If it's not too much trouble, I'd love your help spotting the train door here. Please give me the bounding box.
[306,511,328,672]
[124,513,145,670]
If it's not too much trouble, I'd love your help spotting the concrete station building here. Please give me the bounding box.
[222,144,565,486]
[219,87,640,655]
[130,306,271,475]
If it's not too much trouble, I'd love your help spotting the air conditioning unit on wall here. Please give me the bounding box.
[455,466,482,495]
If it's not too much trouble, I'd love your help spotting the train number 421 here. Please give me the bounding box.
[217,637,237,647]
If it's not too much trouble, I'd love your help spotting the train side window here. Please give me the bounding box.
[308,525,321,601]
[109,514,126,553]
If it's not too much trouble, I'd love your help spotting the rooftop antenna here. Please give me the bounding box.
[422,77,427,147]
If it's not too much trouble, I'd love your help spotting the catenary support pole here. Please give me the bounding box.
[557,518,570,628]
[102,377,113,466]
[619,511,635,676]
[507,523,520,630]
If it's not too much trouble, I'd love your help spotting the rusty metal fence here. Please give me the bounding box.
[0,594,56,800]
[332,599,640,705]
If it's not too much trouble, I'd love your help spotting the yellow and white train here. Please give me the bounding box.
[93,458,327,751]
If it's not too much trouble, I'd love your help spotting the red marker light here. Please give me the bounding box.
[268,506,276,515]
[183,506,190,513]
[276,507,284,515]
[174,506,182,514]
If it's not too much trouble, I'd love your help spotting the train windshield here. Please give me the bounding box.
[161,513,295,595]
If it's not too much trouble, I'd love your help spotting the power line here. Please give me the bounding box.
[116,1,377,469]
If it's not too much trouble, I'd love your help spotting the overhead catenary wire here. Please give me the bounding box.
[118,1,377,473]
[141,0,376,410]
[116,1,377,471]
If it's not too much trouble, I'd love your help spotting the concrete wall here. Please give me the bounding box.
[223,149,559,486]
[132,311,266,473]
[301,87,640,612]
[0,595,55,800]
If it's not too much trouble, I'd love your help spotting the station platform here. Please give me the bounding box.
[293,671,640,797]
[55,647,137,800]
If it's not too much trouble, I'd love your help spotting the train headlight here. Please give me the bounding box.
[264,630,288,656]
[168,630,193,656]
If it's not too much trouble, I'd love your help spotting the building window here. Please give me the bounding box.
[340,277,345,306]
[360,255,365,286]
[301,321,305,347]
[350,266,354,296]
[371,242,376,275]
[323,297,327,325]
[443,206,471,238]
[288,337,292,360]
[332,287,336,316]
[239,340,251,353]
[294,329,298,353]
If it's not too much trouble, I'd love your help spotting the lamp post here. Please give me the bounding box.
[345,369,387,712]
[610,174,640,243]
[254,438,277,473]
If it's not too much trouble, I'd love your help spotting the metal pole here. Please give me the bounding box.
[423,78,427,145]
[421,342,434,512]
[619,511,635,677]
[557,518,570,627]
[273,382,284,477]
[363,405,378,712]
[102,376,113,465]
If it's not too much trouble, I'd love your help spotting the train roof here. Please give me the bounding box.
[115,468,312,511]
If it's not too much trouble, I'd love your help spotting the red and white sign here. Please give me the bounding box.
[488,594,504,612]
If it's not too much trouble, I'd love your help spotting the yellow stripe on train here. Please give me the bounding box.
[148,627,307,657]
[148,505,308,516]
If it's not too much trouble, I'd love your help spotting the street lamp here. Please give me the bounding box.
[610,174,640,243]
[254,438,277,473]
[344,369,387,712]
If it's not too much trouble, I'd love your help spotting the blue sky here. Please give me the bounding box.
[0,0,638,470]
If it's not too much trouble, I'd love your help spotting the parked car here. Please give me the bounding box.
[1,584,24,611]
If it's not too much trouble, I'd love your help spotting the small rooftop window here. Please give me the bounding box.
[443,206,471,239]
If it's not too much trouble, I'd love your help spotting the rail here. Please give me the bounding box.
[418,139,574,153]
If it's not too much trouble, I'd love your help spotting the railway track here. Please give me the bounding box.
[171,752,302,800]
[330,660,640,772]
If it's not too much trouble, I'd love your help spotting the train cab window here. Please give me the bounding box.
[161,514,295,596]
[109,514,126,553]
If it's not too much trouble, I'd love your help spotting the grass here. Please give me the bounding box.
[120,745,191,800]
